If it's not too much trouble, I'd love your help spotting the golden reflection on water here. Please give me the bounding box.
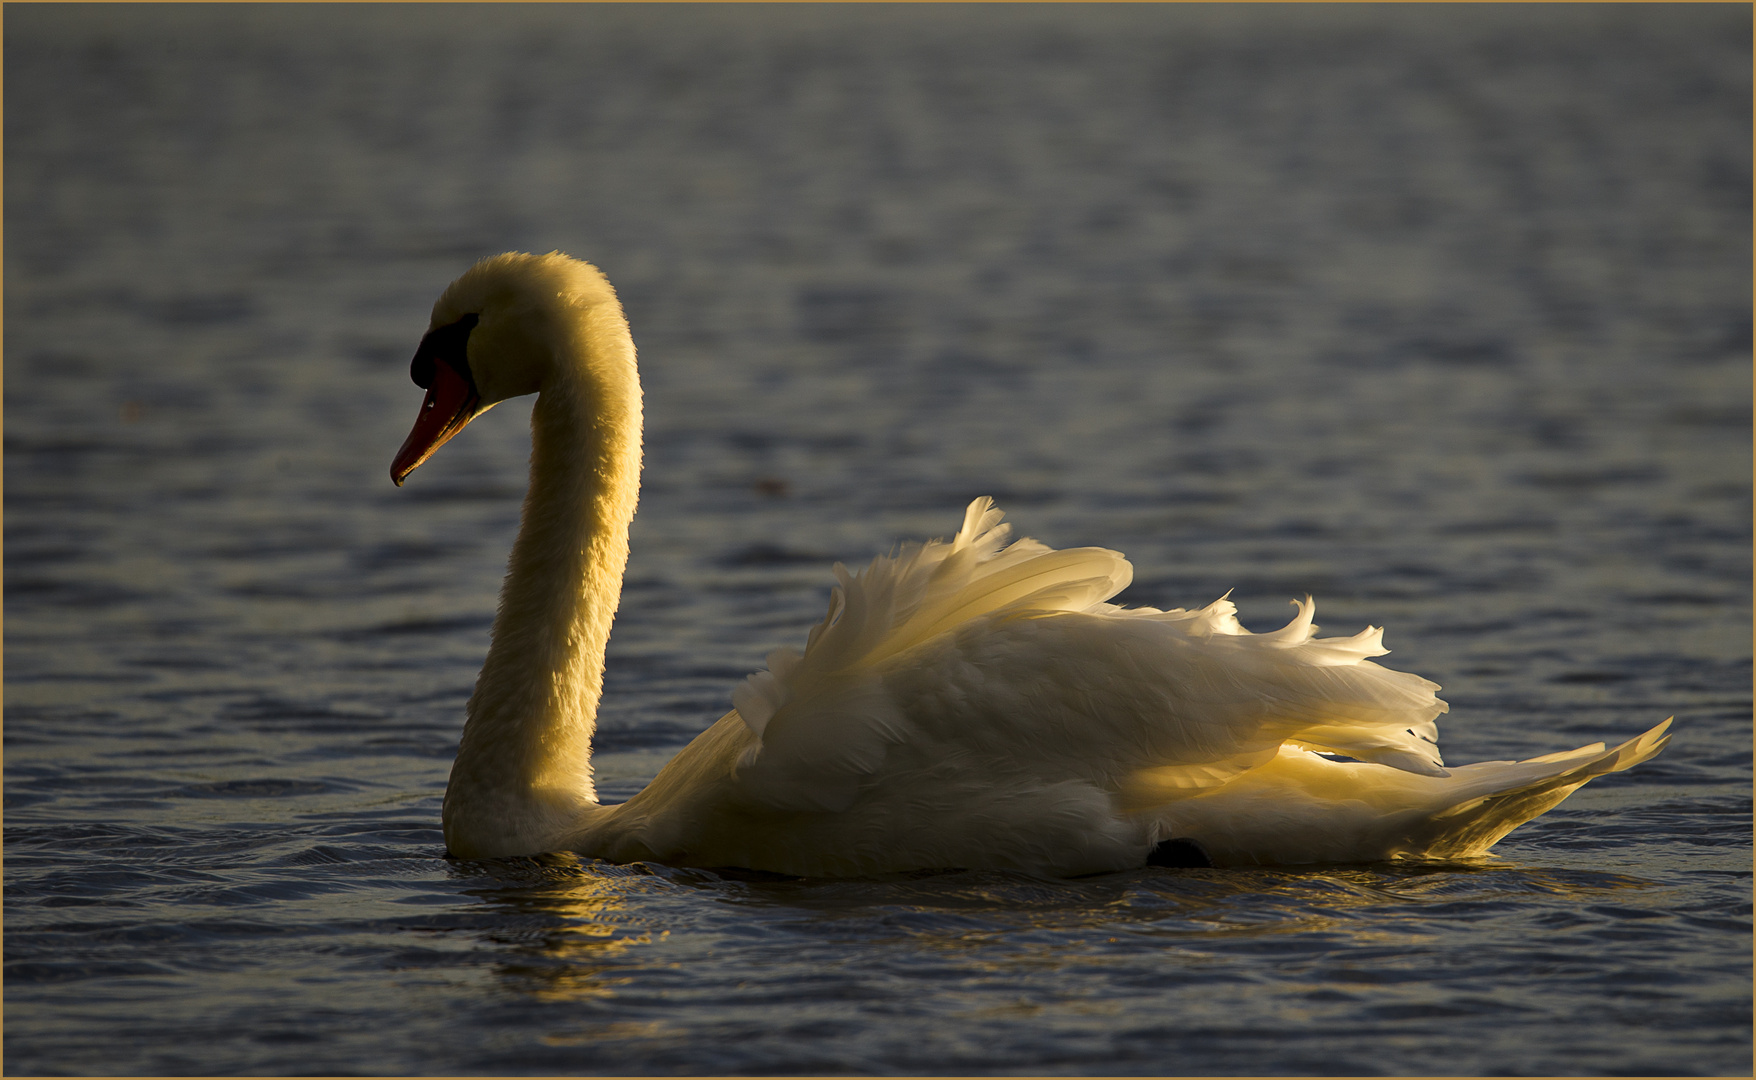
[468,855,672,1002]
[463,854,1658,1006]
[541,1021,671,1047]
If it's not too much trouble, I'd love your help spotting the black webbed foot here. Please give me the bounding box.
[1146,837,1214,868]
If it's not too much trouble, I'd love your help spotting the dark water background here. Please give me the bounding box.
[5,4,1750,1075]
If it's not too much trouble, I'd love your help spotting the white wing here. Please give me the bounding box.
[729,499,1448,816]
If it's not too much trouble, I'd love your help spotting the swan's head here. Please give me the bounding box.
[390,251,626,485]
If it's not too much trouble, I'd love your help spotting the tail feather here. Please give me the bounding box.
[1418,717,1672,856]
[1158,718,1673,865]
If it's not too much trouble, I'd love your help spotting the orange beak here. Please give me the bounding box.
[391,314,484,486]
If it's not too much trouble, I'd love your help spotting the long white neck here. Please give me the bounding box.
[442,300,642,858]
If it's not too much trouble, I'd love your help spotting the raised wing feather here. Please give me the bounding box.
[731,497,1130,738]
[730,499,1448,814]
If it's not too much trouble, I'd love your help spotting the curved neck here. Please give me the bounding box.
[443,303,642,858]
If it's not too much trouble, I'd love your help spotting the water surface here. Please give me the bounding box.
[5,5,1750,1075]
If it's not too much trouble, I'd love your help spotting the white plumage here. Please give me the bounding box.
[392,251,1670,877]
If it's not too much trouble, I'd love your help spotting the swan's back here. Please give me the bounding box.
[587,497,1660,877]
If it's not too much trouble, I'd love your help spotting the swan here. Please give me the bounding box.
[391,251,1671,875]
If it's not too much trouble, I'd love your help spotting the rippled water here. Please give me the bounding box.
[5,5,1750,1075]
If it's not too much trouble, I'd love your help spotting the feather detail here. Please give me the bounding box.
[732,499,1451,812]
[731,500,1130,810]
[733,497,1130,740]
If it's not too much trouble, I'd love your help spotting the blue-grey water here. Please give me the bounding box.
[5,4,1750,1076]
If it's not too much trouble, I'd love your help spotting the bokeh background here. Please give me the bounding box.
[6,4,1749,1075]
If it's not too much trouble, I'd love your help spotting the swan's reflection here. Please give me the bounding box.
[459,854,669,1002]
[456,851,1656,1005]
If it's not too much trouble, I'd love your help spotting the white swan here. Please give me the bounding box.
[391,251,1671,876]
